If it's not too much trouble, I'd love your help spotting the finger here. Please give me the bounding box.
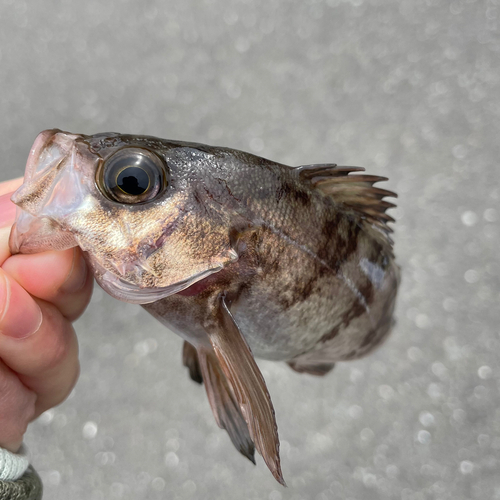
[0,192,17,230]
[2,247,93,322]
[0,360,36,452]
[0,180,23,254]
[0,191,93,321]
[0,177,23,197]
[0,269,80,416]
[0,192,18,265]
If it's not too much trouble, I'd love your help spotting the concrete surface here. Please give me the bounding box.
[0,0,499,498]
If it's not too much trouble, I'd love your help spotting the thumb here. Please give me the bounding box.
[0,179,23,265]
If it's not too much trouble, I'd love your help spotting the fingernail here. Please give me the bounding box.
[0,193,17,229]
[61,249,88,293]
[0,271,43,339]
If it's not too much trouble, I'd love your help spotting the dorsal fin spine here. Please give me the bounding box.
[296,163,397,250]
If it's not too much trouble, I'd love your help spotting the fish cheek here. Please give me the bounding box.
[156,216,238,285]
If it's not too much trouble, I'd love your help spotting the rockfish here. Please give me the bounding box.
[9,130,400,484]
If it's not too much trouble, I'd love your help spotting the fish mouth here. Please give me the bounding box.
[23,129,60,181]
[9,129,82,255]
[9,213,76,255]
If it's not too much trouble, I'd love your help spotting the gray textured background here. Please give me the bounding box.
[1,0,499,499]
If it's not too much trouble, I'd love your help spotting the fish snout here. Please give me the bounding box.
[9,129,83,255]
[11,129,81,213]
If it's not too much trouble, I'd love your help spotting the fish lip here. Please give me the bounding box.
[9,129,82,255]
[10,130,58,206]
[9,211,75,255]
[25,130,60,175]
[10,129,77,211]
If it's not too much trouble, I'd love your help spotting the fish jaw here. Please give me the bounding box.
[9,129,86,254]
[89,255,224,304]
[9,210,78,254]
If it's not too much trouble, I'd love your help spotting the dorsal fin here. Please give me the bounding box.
[296,163,397,248]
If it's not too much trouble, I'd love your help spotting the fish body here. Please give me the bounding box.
[10,130,400,484]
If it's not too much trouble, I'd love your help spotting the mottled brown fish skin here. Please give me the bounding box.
[75,132,399,364]
[111,134,400,364]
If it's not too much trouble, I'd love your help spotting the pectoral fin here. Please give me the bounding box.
[205,295,285,486]
[197,348,256,464]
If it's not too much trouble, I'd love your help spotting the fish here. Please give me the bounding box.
[9,129,400,485]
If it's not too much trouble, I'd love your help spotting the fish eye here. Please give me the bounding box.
[97,148,168,204]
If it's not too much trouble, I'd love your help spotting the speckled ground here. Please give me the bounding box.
[0,0,499,499]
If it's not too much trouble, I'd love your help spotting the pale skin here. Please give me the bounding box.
[0,178,92,453]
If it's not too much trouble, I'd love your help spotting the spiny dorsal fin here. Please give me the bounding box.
[297,163,397,247]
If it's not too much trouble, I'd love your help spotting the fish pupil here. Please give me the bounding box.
[117,167,150,195]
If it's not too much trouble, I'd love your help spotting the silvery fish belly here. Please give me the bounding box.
[9,129,400,484]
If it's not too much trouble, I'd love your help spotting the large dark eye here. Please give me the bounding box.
[97,148,168,204]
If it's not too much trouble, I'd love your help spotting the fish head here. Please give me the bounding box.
[9,130,238,303]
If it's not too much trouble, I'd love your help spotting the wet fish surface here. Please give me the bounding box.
[9,130,400,484]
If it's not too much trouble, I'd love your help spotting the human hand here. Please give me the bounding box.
[0,177,93,453]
